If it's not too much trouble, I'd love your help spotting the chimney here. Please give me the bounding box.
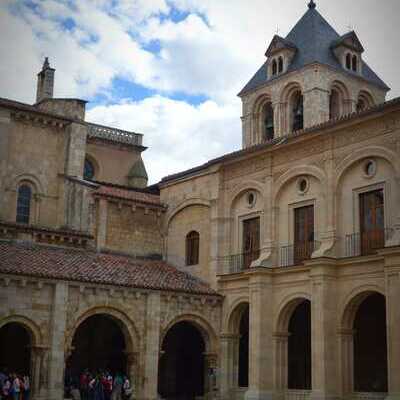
[36,57,55,103]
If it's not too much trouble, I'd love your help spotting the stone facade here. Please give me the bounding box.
[1,3,400,400]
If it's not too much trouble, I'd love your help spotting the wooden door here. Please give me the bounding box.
[294,206,314,264]
[360,190,384,255]
[242,218,260,269]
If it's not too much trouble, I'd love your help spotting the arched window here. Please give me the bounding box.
[352,55,358,72]
[292,92,304,131]
[356,98,366,112]
[329,89,340,120]
[16,184,32,224]
[272,59,278,76]
[262,102,274,141]
[346,53,351,70]
[278,57,284,73]
[186,231,200,266]
[84,158,95,181]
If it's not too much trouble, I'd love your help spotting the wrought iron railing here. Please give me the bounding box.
[218,249,261,275]
[87,122,143,146]
[279,241,321,267]
[345,228,393,257]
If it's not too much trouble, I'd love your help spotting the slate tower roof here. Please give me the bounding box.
[239,2,389,96]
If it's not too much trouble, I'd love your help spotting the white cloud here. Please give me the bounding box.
[86,96,241,183]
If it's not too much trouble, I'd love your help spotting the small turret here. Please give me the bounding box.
[36,57,55,103]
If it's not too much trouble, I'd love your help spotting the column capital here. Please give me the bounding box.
[203,352,218,368]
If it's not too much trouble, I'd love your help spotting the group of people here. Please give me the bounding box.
[65,370,132,400]
[0,370,30,400]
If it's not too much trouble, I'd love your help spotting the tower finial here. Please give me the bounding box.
[308,0,316,9]
[43,57,50,70]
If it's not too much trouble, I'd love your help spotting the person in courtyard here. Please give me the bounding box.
[111,373,123,400]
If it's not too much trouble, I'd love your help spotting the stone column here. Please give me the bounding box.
[338,329,354,398]
[142,293,161,400]
[303,88,330,129]
[96,198,108,250]
[245,273,273,400]
[220,334,240,399]
[272,332,289,400]
[383,248,400,400]
[126,352,139,396]
[204,352,218,399]
[308,259,339,400]
[47,282,68,400]
[31,346,47,399]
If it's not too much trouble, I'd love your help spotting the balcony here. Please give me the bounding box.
[218,249,261,275]
[345,228,394,257]
[279,240,321,267]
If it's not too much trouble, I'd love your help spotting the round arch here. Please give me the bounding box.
[330,79,351,100]
[228,181,265,213]
[9,173,45,195]
[275,293,311,333]
[84,153,101,181]
[339,286,385,330]
[160,313,218,354]
[65,306,139,354]
[165,199,211,231]
[334,146,400,190]
[0,314,42,346]
[273,165,327,205]
[223,297,250,333]
[252,93,273,115]
[357,90,375,110]
[280,81,303,103]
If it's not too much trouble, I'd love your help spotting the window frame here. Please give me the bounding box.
[186,231,200,266]
[16,184,33,224]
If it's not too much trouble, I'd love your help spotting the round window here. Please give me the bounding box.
[297,178,309,194]
[364,159,377,178]
[247,191,256,208]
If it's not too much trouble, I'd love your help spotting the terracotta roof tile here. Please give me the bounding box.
[0,241,218,296]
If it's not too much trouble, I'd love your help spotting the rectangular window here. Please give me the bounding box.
[294,205,314,264]
[242,217,260,269]
[359,189,385,255]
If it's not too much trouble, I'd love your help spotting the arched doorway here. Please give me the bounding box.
[353,293,387,392]
[288,300,311,390]
[67,314,127,377]
[158,321,205,399]
[0,322,31,375]
[238,305,249,388]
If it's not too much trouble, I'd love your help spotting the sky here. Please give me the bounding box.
[1,0,399,184]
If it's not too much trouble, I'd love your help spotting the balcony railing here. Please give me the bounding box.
[345,228,393,257]
[87,122,143,146]
[280,241,321,267]
[218,249,261,275]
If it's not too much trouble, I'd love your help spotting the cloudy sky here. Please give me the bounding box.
[1,0,399,183]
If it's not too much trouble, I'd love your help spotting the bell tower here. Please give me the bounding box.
[36,57,55,103]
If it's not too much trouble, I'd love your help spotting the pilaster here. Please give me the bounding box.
[382,248,400,399]
[48,282,68,400]
[303,88,330,128]
[308,258,339,400]
[143,292,161,400]
[245,273,274,400]
[65,122,87,178]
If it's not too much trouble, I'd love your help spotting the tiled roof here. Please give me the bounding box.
[161,96,400,184]
[239,6,389,96]
[0,240,218,296]
[94,185,163,207]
